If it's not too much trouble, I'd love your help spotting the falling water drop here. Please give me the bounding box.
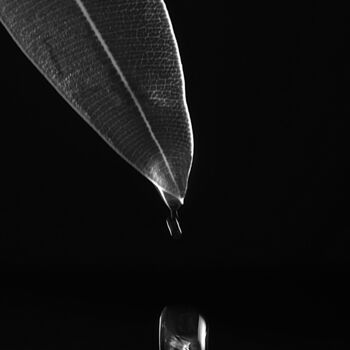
[159,305,208,350]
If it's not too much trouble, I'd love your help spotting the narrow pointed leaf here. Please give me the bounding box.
[0,0,193,204]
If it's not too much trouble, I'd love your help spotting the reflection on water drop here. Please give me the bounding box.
[159,306,208,350]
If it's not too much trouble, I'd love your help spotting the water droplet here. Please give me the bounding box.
[166,209,182,239]
[156,188,184,238]
[159,306,208,350]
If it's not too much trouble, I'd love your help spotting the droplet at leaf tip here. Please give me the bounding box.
[166,215,182,239]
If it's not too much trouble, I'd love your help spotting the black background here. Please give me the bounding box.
[1,1,350,348]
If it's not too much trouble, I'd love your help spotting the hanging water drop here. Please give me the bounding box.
[166,209,182,239]
[156,187,184,238]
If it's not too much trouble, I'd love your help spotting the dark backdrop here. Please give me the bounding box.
[1,1,350,348]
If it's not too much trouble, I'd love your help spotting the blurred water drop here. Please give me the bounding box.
[159,306,208,350]
[166,209,182,239]
[158,189,183,238]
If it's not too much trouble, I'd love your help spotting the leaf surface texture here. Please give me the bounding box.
[0,0,193,202]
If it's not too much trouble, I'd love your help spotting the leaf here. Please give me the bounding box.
[0,0,193,208]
